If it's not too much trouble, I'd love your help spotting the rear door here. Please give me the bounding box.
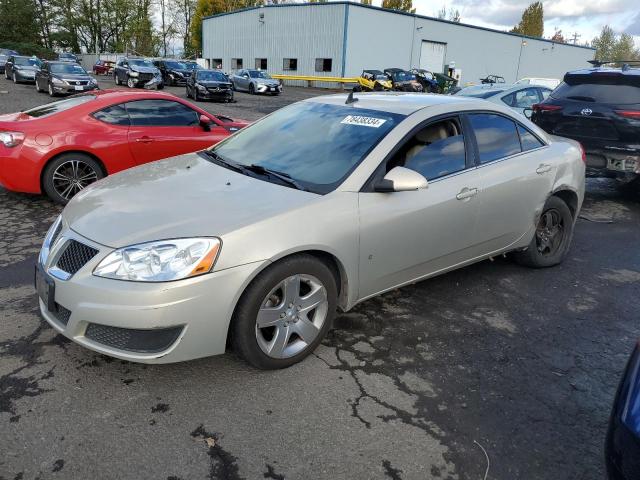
[467,112,555,252]
[125,99,229,165]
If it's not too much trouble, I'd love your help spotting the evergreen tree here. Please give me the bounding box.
[510,2,544,38]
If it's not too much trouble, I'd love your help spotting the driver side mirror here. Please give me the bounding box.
[199,114,212,132]
[522,107,533,119]
[374,166,428,193]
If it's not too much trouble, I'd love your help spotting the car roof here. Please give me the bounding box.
[82,89,183,103]
[47,61,81,65]
[568,66,640,77]
[307,92,494,115]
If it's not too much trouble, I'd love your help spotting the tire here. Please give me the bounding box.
[42,153,104,205]
[232,254,338,369]
[35,79,42,93]
[249,83,255,95]
[13,72,18,83]
[352,84,362,92]
[48,82,56,97]
[513,196,574,268]
[114,73,120,85]
[157,83,164,90]
[126,76,136,89]
[186,86,191,98]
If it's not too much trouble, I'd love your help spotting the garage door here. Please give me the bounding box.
[419,41,446,73]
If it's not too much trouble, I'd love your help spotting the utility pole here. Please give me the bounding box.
[570,32,581,45]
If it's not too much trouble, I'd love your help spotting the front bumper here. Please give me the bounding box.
[199,88,233,101]
[37,228,268,363]
[256,83,282,94]
[51,83,99,94]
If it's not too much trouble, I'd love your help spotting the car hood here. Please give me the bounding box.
[256,78,279,85]
[199,81,232,88]
[64,153,318,248]
[131,66,158,74]
[56,74,92,81]
[170,69,191,76]
[15,65,38,71]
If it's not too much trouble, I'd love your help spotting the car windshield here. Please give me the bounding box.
[198,71,227,82]
[183,62,201,70]
[23,95,96,118]
[14,57,39,67]
[392,71,415,81]
[457,88,505,99]
[551,77,640,105]
[129,59,154,68]
[249,70,271,79]
[50,63,86,74]
[374,74,388,80]
[210,101,403,194]
[59,53,75,58]
[165,61,186,69]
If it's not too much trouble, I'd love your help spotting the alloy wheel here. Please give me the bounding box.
[51,160,99,200]
[535,209,564,256]
[48,83,54,96]
[127,77,136,88]
[13,72,17,83]
[255,274,328,359]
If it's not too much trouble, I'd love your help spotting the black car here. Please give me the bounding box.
[4,55,40,83]
[113,57,163,89]
[531,63,640,186]
[383,68,424,92]
[154,59,192,86]
[606,341,640,480]
[0,54,7,74]
[35,61,98,97]
[58,52,79,63]
[186,69,233,102]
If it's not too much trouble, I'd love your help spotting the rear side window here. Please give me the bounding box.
[93,105,130,125]
[124,100,199,127]
[24,95,96,118]
[468,113,521,164]
[552,78,640,105]
[517,125,544,151]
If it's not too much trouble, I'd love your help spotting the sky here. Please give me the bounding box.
[405,0,640,47]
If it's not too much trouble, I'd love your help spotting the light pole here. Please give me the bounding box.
[515,39,527,81]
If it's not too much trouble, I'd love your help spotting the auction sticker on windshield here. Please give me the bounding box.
[341,115,387,128]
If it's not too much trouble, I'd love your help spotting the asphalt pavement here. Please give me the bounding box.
[1,75,639,480]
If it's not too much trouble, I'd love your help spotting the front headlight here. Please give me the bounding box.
[39,215,62,265]
[51,77,65,85]
[197,83,206,91]
[89,77,97,85]
[93,237,221,282]
[129,71,139,77]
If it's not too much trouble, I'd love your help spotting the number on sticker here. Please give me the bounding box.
[341,115,387,128]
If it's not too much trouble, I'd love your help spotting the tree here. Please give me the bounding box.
[612,33,640,61]
[550,28,565,43]
[591,26,640,62]
[360,0,372,4]
[437,6,460,22]
[171,0,197,57]
[382,0,415,14]
[510,1,544,38]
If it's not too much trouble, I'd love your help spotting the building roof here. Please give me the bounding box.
[203,2,595,51]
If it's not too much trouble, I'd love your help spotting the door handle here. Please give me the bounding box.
[536,164,552,174]
[456,187,478,201]
[136,137,154,143]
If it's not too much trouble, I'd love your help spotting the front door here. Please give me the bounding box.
[358,116,482,300]
[124,99,227,165]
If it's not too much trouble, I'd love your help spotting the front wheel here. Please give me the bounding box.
[42,153,104,205]
[12,72,18,83]
[35,80,42,93]
[232,255,338,369]
[48,82,56,97]
[248,83,255,95]
[513,196,574,268]
[126,76,137,88]
[114,73,120,85]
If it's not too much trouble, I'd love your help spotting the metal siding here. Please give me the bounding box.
[202,4,346,88]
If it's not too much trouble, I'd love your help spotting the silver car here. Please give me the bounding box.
[36,93,585,369]
[456,84,552,116]
[231,69,282,95]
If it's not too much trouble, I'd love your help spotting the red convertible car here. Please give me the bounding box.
[0,89,248,203]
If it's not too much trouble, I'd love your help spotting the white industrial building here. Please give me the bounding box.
[202,2,595,87]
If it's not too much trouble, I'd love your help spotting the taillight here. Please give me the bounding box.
[532,103,563,112]
[0,131,25,148]
[615,110,640,119]
[578,143,586,164]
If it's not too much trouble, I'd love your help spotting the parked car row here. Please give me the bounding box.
[353,68,426,93]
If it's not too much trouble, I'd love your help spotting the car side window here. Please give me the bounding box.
[502,88,539,108]
[468,113,521,164]
[93,104,130,126]
[539,88,551,100]
[124,100,199,127]
[517,125,544,151]
[389,118,467,180]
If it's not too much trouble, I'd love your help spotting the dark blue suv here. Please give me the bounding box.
[532,61,640,188]
[606,341,640,480]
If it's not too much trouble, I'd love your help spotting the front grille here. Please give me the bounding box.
[85,324,183,353]
[137,73,154,83]
[207,87,231,93]
[56,240,98,275]
[53,303,72,326]
[65,80,89,86]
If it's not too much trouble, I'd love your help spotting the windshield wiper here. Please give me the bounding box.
[244,164,307,191]
[201,150,245,173]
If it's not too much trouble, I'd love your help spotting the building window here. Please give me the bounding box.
[212,58,222,69]
[315,58,332,72]
[255,58,267,70]
[283,58,298,71]
[231,58,243,70]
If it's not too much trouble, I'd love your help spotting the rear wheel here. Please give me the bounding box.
[513,196,574,268]
[249,83,255,95]
[42,153,104,205]
[232,255,337,369]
